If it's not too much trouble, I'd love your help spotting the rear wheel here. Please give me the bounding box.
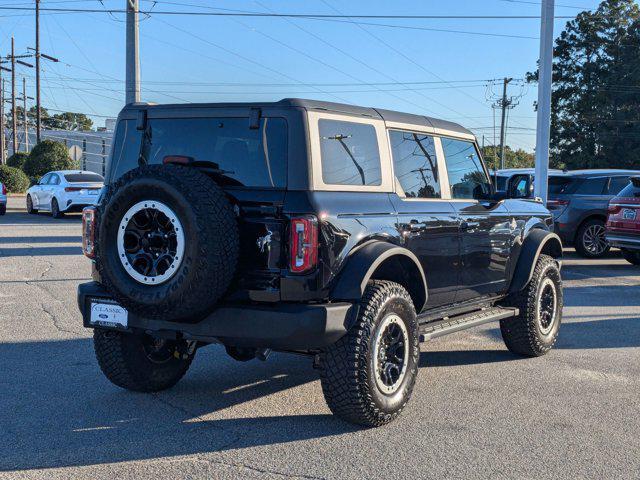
[26,195,38,214]
[575,218,609,258]
[93,329,195,392]
[51,198,64,218]
[320,280,419,427]
[500,254,562,357]
[621,248,640,265]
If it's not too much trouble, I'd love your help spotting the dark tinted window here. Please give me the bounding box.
[607,176,630,195]
[319,119,381,186]
[548,176,576,195]
[109,119,142,181]
[575,177,606,195]
[64,173,104,183]
[495,176,508,191]
[442,138,490,200]
[389,130,440,198]
[110,117,287,188]
[617,182,640,198]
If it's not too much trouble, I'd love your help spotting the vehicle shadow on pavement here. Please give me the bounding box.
[562,285,640,306]
[420,349,520,367]
[0,236,82,244]
[0,338,356,472]
[0,246,82,257]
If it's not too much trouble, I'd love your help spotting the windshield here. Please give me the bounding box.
[64,173,104,183]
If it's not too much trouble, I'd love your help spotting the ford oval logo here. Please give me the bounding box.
[98,313,109,319]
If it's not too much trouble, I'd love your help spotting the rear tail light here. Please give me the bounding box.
[1,184,6,195]
[65,187,82,192]
[290,216,318,273]
[608,203,622,214]
[82,207,97,259]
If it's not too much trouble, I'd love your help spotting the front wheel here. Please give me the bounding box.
[93,330,195,392]
[500,254,563,357]
[320,280,420,427]
[621,248,640,265]
[51,198,64,218]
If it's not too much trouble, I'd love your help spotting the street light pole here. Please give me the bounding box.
[534,0,556,204]
[35,0,42,143]
[11,37,17,155]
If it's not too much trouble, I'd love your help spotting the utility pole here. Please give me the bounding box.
[11,37,16,155]
[21,77,33,151]
[35,0,41,143]
[534,0,556,204]
[0,79,5,164]
[499,77,513,170]
[126,0,141,104]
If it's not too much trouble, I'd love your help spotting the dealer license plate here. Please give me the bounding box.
[89,300,128,329]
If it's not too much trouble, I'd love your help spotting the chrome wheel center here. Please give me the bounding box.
[117,200,185,285]
[373,314,409,395]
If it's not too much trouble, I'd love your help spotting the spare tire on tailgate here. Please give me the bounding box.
[96,164,239,322]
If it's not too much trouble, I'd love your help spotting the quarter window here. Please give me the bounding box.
[576,178,606,195]
[607,176,630,195]
[389,130,440,198]
[441,138,490,200]
[319,119,381,186]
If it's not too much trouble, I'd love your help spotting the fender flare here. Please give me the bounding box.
[508,229,563,293]
[330,241,428,312]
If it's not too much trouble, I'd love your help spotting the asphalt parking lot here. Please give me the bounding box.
[0,195,639,480]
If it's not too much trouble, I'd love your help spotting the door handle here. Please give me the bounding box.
[460,221,479,231]
[460,221,470,231]
[408,220,426,231]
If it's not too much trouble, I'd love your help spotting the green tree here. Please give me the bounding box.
[23,140,77,178]
[7,151,29,170]
[528,0,640,169]
[48,112,93,131]
[0,165,30,193]
[481,145,535,170]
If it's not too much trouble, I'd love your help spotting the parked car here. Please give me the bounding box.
[78,98,563,427]
[606,176,640,265]
[26,170,104,218]
[0,181,6,215]
[546,169,640,258]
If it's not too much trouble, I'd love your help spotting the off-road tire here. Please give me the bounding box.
[500,254,562,357]
[95,164,239,322]
[93,329,194,392]
[320,280,420,427]
[574,218,609,258]
[26,195,38,214]
[621,248,640,265]
[51,198,64,218]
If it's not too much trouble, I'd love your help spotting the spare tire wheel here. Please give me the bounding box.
[95,164,239,322]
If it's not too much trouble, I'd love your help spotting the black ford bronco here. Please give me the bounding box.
[79,99,563,427]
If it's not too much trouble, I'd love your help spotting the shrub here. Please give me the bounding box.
[0,165,30,193]
[7,151,29,170]
[23,140,77,178]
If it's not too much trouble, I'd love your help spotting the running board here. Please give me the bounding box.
[419,307,519,342]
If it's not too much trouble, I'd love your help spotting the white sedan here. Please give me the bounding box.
[26,170,104,218]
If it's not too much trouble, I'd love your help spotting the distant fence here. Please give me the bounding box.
[4,128,114,176]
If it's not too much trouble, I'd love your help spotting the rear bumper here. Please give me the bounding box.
[78,282,353,350]
[605,233,640,251]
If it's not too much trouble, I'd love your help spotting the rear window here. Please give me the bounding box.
[109,117,288,188]
[495,176,508,191]
[548,176,577,195]
[64,173,104,183]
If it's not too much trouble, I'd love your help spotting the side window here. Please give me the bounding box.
[49,174,60,185]
[319,119,381,186]
[441,138,490,200]
[607,176,630,195]
[39,174,51,185]
[389,130,440,198]
[576,178,606,195]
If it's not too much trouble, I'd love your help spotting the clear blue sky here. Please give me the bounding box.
[0,0,606,151]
